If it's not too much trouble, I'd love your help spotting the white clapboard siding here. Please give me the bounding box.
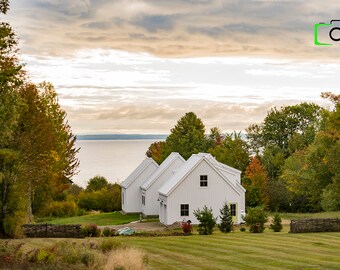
[141,153,185,216]
[121,158,158,213]
[159,154,245,225]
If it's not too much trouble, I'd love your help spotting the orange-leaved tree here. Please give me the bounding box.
[243,157,269,209]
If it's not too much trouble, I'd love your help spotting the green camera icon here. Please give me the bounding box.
[314,20,340,46]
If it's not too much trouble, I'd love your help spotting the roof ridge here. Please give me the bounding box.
[121,158,158,188]
[140,152,185,190]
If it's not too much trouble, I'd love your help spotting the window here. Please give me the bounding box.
[142,195,145,205]
[122,192,124,205]
[200,175,208,187]
[180,204,189,216]
[230,204,236,217]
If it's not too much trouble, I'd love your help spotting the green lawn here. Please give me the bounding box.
[37,212,139,226]
[6,225,340,270]
[122,226,340,270]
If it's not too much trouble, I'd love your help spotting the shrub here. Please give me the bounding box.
[81,224,101,237]
[78,183,121,212]
[269,214,283,232]
[218,203,233,233]
[75,208,87,216]
[240,227,246,232]
[102,228,117,237]
[99,239,122,253]
[243,206,268,233]
[2,211,26,238]
[181,221,193,234]
[193,205,216,235]
[39,201,78,218]
[102,227,111,237]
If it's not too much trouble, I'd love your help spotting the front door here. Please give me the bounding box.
[229,203,238,223]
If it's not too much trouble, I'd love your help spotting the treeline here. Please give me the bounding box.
[147,96,340,213]
[0,1,78,237]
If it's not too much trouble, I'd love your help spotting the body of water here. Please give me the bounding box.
[73,140,157,187]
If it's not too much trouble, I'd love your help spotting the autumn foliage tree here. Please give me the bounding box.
[0,1,79,236]
[0,0,26,236]
[243,157,269,208]
[146,141,166,165]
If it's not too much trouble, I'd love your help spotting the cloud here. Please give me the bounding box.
[6,0,340,60]
[64,97,320,135]
[19,49,338,134]
[132,14,177,32]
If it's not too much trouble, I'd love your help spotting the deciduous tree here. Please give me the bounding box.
[243,157,269,208]
[209,132,249,173]
[162,112,209,161]
[86,176,109,192]
[146,141,166,165]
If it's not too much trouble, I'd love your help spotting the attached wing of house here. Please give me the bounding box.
[121,157,159,213]
[140,152,185,216]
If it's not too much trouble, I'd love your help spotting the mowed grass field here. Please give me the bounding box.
[122,227,340,270]
[37,211,139,226]
[29,211,340,269]
[7,225,340,270]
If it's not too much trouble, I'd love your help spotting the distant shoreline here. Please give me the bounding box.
[76,134,168,141]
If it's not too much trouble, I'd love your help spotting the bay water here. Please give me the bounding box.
[72,140,156,187]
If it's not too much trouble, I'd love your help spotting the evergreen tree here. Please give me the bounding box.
[269,214,283,232]
[218,203,233,233]
[193,205,216,235]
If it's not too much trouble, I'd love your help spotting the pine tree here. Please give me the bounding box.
[193,205,216,235]
[218,203,233,233]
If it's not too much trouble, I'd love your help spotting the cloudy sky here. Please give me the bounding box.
[5,0,340,134]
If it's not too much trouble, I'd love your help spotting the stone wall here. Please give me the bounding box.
[290,218,340,233]
[22,224,83,238]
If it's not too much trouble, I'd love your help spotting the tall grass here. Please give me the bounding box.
[105,248,148,270]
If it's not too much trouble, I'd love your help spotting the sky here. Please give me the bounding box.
[4,0,340,135]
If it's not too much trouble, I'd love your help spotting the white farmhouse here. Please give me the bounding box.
[158,153,246,225]
[140,152,185,216]
[121,158,159,213]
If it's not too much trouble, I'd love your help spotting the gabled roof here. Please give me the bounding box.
[140,152,185,190]
[158,153,245,196]
[121,158,158,188]
[197,153,242,175]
